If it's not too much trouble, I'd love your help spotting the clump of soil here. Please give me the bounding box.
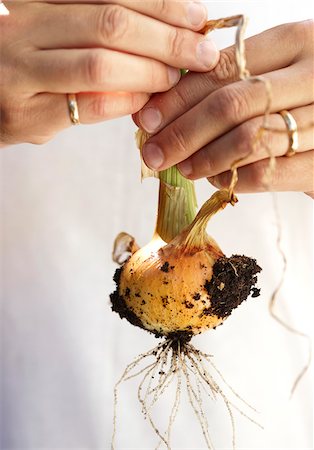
[110,267,145,331]
[160,262,175,273]
[204,255,261,319]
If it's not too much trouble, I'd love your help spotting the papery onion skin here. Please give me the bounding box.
[110,238,261,338]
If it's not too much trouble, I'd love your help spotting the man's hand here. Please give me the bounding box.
[135,20,314,194]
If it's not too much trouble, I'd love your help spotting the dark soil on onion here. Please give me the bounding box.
[110,254,261,340]
[204,255,261,319]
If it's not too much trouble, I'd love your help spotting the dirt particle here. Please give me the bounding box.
[160,262,170,272]
[183,300,194,309]
[251,287,261,298]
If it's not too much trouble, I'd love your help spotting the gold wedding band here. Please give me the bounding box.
[279,110,298,157]
[67,93,80,125]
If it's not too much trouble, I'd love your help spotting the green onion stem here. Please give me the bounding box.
[155,166,197,243]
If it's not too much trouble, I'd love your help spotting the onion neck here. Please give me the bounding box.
[156,166,197,243]
[136,130,236,247]
[136,128,197,244]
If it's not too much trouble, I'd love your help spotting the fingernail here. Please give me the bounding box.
[168,67,181,86]
[196,39,219,69]
[187,1,207,27]
[139,107,162,133]
[142,143,164,170]
[178,159,193,177]
[208,176,222,188]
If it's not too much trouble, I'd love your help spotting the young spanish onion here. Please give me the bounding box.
[111,188,261,340]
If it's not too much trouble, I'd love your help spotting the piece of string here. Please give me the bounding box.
[203,15,311,396]
[268,193,312,397]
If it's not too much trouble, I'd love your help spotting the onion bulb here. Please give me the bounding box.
[111,190,261,340]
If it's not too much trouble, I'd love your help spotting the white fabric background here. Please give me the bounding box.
[0,1,313,449]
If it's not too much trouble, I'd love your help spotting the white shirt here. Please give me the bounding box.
[1,1,313,448]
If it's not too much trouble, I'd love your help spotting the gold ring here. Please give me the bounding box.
[67,93,80,125]
[279,110,298,157]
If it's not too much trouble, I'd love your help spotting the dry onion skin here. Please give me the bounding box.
[109,15,268,450]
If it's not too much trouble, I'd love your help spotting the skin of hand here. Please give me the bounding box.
[0,0,219,146]
[134,20,314,196]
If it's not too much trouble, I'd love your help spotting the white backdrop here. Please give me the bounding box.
[1,1,313,449]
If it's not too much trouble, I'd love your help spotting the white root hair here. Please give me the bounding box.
[111,338,262,450]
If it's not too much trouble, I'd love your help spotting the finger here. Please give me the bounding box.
[134,20,313,132]
[1,91,149,145]
[17,0,208,31]
[177,104,314,179]
[28,49,181,93]
[74,92,149,124]
[31,3,217,72]
[141,62,314,170]
[208,150,314,194]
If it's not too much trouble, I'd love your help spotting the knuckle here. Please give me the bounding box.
[148,63,169,92]
[250,161,268,190]
[212,49,238,85]
[235,121,258,155]
[168,122,189,156]
[90,95,107,119]
[97,5,129,42]
[213,85,251,125]
[84,51,107,86]
[197,149,214,175]
[171,86,189,110]
[168,28,185,59]
[150,63,161,90]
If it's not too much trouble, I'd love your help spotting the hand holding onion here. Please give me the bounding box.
[0,0,219,146]
[134,20,314,195]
